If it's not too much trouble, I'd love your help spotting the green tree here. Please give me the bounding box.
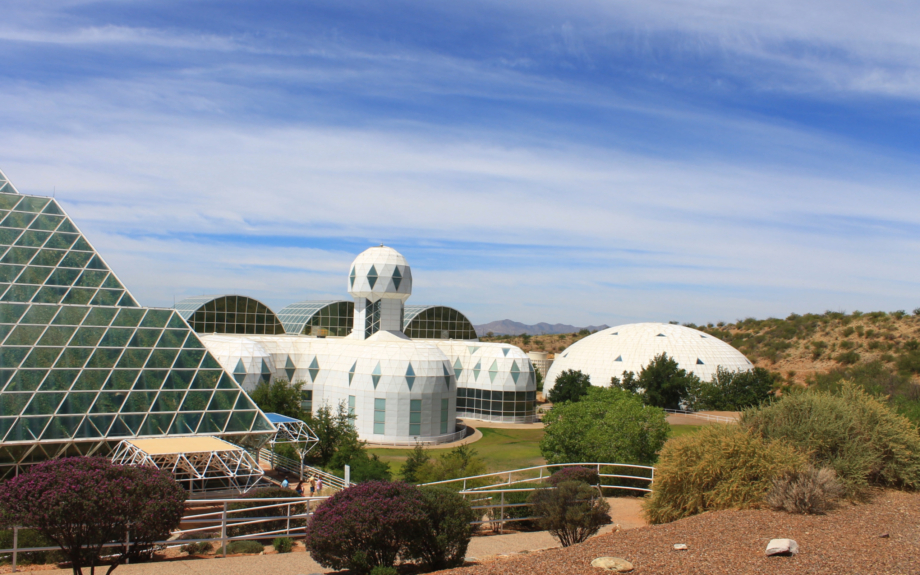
[534,368,544,392]
[547,369,592,404]
[306,401,360,466]
[249,378,306,420]
[687,366,777,411]
[415,445,487,485]
[540,387,669,465]
[327,441,392,482]
[612,352,699,410]
[401,443,432,483]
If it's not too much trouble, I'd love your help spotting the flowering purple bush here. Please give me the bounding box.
[0,457,185,575]
[304,481,427,574]
[548,466,600,487]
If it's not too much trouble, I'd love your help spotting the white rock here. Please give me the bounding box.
[591,557,634,572]
[673,543,688,550]
[765,539,799,556]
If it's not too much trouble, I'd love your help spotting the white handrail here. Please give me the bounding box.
[258,449,351,490]
[664,409,737,423]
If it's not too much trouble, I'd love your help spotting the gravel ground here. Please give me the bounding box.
[439,489,920,575]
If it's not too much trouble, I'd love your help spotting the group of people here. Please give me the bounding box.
[280,475,323,496]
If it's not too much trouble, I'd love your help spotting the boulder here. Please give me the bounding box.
[591,557,634,572]
[673,543,688,550]
[765,539,799,556]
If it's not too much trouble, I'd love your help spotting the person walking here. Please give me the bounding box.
[316,476,323,495]
[281,477,289,489]
[308,475,316,496]
[295,481,304,496]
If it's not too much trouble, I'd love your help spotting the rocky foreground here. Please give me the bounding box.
[439,490,920,575]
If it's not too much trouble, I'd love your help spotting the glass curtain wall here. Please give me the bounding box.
[403,306,477,340]
[181,296,284,335]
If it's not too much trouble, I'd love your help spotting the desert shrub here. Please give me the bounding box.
[541,387,669,467]
[547,369,592,403]
[218,540,264,554]
[643,424,806,524]
[743,383,920,495]
[808,361,920,425]
[327,439,392,483]
[408,487,477,571]
[0,457,185,575]
[548,466,600,487]
[272,537,293,553]
[180,540,213,555]
[835,351,860,365]
[896,350,920,374]
[227,488,305,538]
[0,529,64,565]
[530,481,610,547]
[305,481,427,574]
[765,466,844,514]
[370,567,398,575]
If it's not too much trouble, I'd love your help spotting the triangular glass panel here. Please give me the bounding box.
[467,346,480,355]
[657,333,666,337]
[614,355,622,362]
[367,265,378,289]
[442,363,451,388]
[308,356,320,381]
[696,358,704,365]
[392,267,402,290]
[510,360,520,384]
[611,332,618,336]
[488,360,498,383]
[233,359,246,382]
[349,266,356,288]
[453,358,462,379]
[406,364,415,390]
[473,360,481,380]
[502,348,510,357]
[372,361,381,389]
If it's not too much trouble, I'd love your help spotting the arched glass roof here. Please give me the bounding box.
[276,300,354,337]
[403,305,478,340]
[175,295,284,335]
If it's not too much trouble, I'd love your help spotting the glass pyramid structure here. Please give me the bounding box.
[0,169,274,478]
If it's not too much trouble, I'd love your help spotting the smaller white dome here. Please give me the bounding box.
[348,245,413,302]
[544,322,753,394]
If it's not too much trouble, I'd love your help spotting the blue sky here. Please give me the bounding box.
[2,0,919,326]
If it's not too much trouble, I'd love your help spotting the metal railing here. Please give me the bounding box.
[364,424,470,447]
[258,449,351,491]
[0,462,656,569]
[422,462,655,493]
[664,409,737,423]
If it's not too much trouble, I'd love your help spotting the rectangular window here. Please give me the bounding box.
[373,398,386,434]
[348,395,356,417]
[409,399,422,436]
[301,389,313,414]
[440,398,449,434]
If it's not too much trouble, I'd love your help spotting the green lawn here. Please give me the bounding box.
[366,427,546,478]
[367,423,703,478]
[669,424,704,438]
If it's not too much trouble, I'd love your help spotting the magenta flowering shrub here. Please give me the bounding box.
[548,466,600,487]
[304,481,427,574]
[0,457,185,575]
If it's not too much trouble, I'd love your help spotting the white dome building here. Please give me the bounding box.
[183,245,538,444]
[544,323,753,394]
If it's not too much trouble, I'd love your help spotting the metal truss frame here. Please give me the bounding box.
[111,439,264,494]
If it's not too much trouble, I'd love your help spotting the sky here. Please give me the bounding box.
[1,0,919,327]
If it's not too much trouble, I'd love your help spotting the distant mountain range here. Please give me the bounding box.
[474,319,610,336]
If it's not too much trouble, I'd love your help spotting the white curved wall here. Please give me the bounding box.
[544,323,753,394]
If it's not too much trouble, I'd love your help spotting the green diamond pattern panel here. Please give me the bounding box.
[0,184,274,475]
